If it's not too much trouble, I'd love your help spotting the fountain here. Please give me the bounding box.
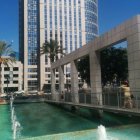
[13,121,20,140]
[10,94,21,140]
[97,125,118,140]
[10,95,15,124]
[97,125,108,140]
[11,107,14,122]
[12,115,16,130]
[10,95,14,109]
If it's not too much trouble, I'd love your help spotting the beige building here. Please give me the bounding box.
[19,0,98,91]
[1,61,23,93]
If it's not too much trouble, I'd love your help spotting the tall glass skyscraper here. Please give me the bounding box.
[19,0,98,91]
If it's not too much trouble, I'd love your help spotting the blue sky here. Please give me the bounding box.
[0,0,18,51]
[99,0,140,34]
[0,0,140,51]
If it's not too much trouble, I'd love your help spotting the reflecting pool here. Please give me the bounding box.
[0,105,12,140]
[0,103,140,140]
[15,103,140,140]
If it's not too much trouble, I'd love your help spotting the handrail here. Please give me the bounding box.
[44,89,140,113]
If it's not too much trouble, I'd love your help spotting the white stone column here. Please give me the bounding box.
[51,68,55,100]
[90,51,102,105]
[71,61,79,103]
[59,65,64,100]
[127,32,140,95]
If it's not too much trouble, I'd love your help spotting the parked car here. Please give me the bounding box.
[14,90,25,96]
[28,90,38,95]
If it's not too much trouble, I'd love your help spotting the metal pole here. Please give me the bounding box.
[136,94,138,111]
[103,93,104,105]
[6,78,9,94]
[99,92,100,105]
[120,89,122,107]
[117,91,119,108]
[108,90,109,106]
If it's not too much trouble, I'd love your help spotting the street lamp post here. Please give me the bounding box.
[6,71,13,95]
[6,75,10,94]
[9,71,13,95]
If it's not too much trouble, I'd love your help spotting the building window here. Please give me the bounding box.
[66,73,70,77]
[28,80,38,86]
[13,67,19,71]
[45,55,48,65]
[27,0,39,66]
[4,67,10,71]
[28,68,37,73]
[4,74,9,78]
[4,81,10,84]
[28,74,37,78]
[45,67,50,72]
[13,74,18,78]
[13,81,18,84]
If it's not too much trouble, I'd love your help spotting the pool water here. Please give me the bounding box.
[20,124,140,140]
[0,105,12,140]
[14,103,140,140]
[107,124,140,140]
[0,103,140,140]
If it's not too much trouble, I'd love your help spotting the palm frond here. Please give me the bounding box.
[41,39,65,63]
[0,41,16,66]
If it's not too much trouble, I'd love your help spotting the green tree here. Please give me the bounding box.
[40,39,65,91]
[77,56,90,86]
[101,47,128,86]
[77,47,128,86]
[0,41,16,93]
[40,39,65,63]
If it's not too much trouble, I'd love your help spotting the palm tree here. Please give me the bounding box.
[0,41,16,94]
[40,39,65,63]
[40,39,65,95]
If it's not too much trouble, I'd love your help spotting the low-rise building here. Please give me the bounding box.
[1,61,23,93]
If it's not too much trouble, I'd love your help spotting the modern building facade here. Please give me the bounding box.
[1,61,23,93]
[19,0,98,91]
